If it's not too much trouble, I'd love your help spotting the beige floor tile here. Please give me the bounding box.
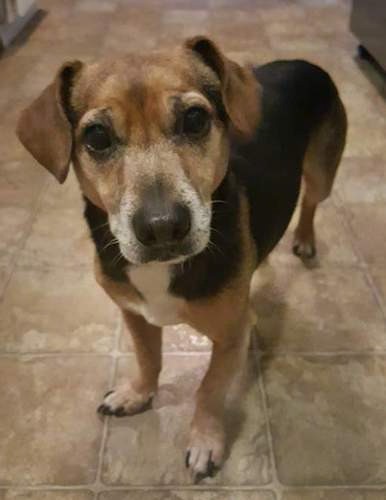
[0,159,47,209]
[271,201,358,267]
[120,322,212,353]
[251,265,385,352]
[13,53,96,103]
[344,203,386,268]
[0,265,11,297]
[102,354,270,486]
[0,356,111,485]
[37,172,84,211]
[166,9,209,23]
[19,174,95,269]
[258,4,306,24]
[0,55,39,109]
[0,205,32,268]
[0,491,94,500]
[304,5,350,35]
[263,355,386,485]
[268,34,336,53]
[22,9,108,57]
[344,115,386,158]
[283,491,386,500]
[74,0,118,13]
[101,9,161,54]
[0,103,32,164]
[210,0,261,8]
[336,157,386,204]
[0,266,117,353]
[99,491,276,500]
[210,19,270,52]
[370,267,386,313]
[339,80,384,124]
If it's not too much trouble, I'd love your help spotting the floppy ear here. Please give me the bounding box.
[185,36,260,139]
[16,61,82,184]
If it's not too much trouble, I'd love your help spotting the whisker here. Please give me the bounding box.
[101,238,119,252]
[90,221,110,232]
[112,251,125,267]
[210,226,223,238]
[211,199,227,206]
[207,238,226,258]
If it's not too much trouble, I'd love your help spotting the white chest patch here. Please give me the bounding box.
[128,263,185,327]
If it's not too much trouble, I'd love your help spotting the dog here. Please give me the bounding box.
[16,36,347,479]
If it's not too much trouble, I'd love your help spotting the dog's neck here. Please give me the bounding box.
[169,171,241,300]
[83,170,241,300]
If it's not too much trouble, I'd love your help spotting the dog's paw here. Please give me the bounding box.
[185,425,225,481]
[292,237,316,260]
[97,383,153,417]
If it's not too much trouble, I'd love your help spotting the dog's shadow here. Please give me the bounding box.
[150,254,315,479]
[152,354,252,480]
[250,259,289,358]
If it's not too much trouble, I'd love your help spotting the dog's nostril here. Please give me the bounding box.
[132,203,191,247]
[132,209,157,246]
[172,203,191,241]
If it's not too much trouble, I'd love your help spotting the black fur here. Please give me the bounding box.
[83,197,128,282]
[83,60,339,300]
[234,60,338,261]
[169,171,241,300]
[61,63,81,126]
[201,83,228,124]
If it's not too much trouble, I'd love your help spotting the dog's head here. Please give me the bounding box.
[17,37,260,264]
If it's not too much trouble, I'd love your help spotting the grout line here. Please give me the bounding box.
[94,313,122,493]
[96,485,278,492]
[259,351,386,357]
[281,484,386,491]
[332,194,386,324]
[2,350,386,359]
[2,484,386,492]
[255,349,283,498]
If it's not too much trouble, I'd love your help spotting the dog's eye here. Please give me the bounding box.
[83,124,112,153]
[182,106,211,137]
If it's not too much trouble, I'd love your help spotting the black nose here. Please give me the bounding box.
[132,202,191,247]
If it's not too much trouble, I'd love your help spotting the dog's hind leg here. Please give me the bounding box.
[293,95,347,260]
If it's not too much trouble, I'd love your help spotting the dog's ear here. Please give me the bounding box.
[185,36,260,139]
[16,61,82,184]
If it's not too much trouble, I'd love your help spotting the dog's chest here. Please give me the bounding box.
[128,263,184,327]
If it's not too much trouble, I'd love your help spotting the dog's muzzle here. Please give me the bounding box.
[132,201,192,262]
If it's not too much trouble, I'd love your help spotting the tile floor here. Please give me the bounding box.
[0,0,386,498]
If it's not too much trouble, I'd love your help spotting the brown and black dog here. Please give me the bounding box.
[16,37,347,478]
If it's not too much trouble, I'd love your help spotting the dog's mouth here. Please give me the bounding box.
[140,242,194,264]
[118,240,196,265]
[110,194,212,266]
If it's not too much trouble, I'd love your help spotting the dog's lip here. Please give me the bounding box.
[143,244,192,264]
[120,241,194,265]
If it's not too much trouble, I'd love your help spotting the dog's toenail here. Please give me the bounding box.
[115,406,127,417]
[207,450,215,477]
[97,404,105,414]
[185,450,191,468]
[207,460,215,477]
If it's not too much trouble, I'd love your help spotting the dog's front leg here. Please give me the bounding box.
[186,316,250,479]
[98,310,162,417]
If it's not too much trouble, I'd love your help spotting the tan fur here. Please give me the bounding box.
[294,95,347,259]
[186,36,261,139]
[16,61,82,183]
